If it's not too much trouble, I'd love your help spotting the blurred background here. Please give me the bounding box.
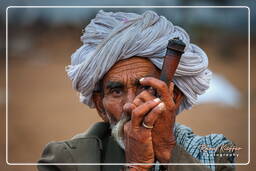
[0,0,255,171]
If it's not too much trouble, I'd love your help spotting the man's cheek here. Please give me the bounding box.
[103,98,123,122]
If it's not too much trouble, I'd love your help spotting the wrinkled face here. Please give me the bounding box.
[101,57,160,124]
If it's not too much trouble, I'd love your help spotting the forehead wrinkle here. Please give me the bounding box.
[106,70,154,82]
[108,65,155,76]
[112,61,153,70]
[109,57,154,71]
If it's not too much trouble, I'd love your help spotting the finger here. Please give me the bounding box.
[168,82,176,108]
[133,98,144,107]
[143,102,165,127]
[169,82,175,98]
[131,98,161,128]
[139,77,170,100]
[133,90,155,106]
[174,92,184,109]
[123,103,136,114]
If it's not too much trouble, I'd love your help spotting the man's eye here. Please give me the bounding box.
[110,88,122,96]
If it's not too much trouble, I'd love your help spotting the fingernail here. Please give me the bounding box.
[158,102,165,110]
[153,98,161,103]
[139,78,144,82]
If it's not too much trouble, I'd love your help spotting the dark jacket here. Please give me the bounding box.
[38,122,234,171]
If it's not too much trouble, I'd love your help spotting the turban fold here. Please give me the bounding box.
[66,10,212,114]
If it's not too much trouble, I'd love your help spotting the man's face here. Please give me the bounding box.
[101,57,160,125]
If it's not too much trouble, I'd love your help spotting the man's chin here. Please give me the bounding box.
[111,115,130,150]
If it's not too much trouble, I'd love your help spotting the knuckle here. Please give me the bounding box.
[159,82,167,90]
[132,108,140,117]
[146,100,154,105]
[139,90,151,100]
[145,100,157,108]
[152,106,162,114]
[133,98,140,105]
[140,90,148,96]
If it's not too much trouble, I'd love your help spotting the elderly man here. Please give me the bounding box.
[38,10,235,171]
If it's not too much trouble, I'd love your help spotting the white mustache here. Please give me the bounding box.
[111,114,130,149]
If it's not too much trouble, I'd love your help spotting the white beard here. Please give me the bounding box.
[111,114,130,150]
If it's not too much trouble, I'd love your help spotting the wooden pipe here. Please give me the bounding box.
[160,38,186,85]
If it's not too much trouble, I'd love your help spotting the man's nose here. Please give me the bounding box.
[123,89,136,115]
[126,88,136,103]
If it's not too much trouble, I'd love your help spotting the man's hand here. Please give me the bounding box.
[136,77,183,163]
[122,76,183,169]
[123,97,161,170]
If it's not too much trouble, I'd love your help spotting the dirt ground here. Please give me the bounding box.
[0,26,255,170]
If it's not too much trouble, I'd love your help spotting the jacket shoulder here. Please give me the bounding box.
[38,139,102,171]
[38,122,110,164]
[39,141,74,163]
[37,141,76,171]
[37,122,110,171]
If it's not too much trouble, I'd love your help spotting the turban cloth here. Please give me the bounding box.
[66,10,212,114]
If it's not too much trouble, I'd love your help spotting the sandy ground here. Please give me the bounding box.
[0,26,255,170]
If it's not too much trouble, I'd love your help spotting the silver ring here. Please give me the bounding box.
[142,122,154,129]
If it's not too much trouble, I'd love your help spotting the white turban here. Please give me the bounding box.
[66,10,212,114]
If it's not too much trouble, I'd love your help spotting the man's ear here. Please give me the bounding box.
[173,86,184,109]
[92,92,109,122]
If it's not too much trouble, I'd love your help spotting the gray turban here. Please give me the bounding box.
[66,10,212,114]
